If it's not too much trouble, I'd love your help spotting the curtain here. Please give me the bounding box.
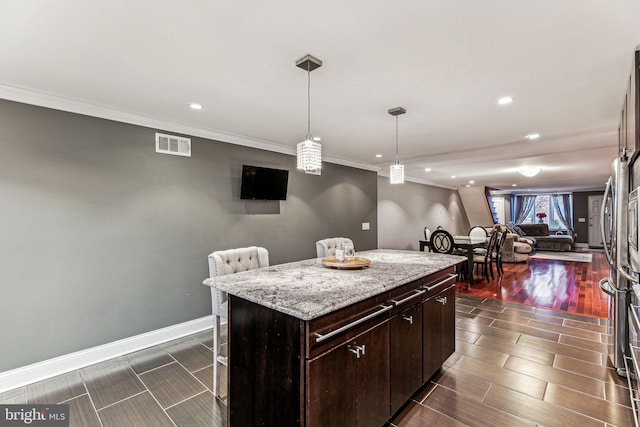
[513,195,537,224]
[552,194,572,230]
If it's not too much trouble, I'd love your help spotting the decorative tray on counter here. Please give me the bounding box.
[321,257,371,269]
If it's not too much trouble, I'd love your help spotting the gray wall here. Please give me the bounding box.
[572,190,605,244]
[377,177,469,250]
[0,99,377,371]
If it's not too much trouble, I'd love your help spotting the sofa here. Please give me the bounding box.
[515,223,574,251]
[492,224,532,263]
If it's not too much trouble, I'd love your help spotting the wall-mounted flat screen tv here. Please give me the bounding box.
[240,165,289,200]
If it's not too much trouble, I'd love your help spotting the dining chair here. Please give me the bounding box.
[429,229,455,254]
[424,226,432,240]
[423,227,432,252]
[473,231,500,280]
[208,246,270,401]
[468,225,489,239]
[468,225,490,255]
[316,237,354,258]
[494,228,509,275]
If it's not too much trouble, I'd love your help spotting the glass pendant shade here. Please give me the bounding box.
[297,138,322,172]
[388,106,406,185]
[390,163,405,184]
[295,54,323,175]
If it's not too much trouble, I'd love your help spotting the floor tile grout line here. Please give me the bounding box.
[83,384,105,427]
[137,380,178,427]
[456,322,616,376]
[164,389,210,411]
[95,389,147,412]
[541,382,630,425]
[473,312,604,344]
[135,359,178,376]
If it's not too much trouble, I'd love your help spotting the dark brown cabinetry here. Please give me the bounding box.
[226,267,458,427]
[307,319,390,427]
[390,302,423,413]
[423,284,456,381]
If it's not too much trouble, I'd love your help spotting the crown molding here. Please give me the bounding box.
[376,170,457,190]
[0,84,379,172]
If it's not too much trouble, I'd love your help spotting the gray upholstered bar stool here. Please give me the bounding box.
[315,237,354,258]
[207,246,269,401]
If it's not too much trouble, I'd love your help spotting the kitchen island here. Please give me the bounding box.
[203,249,464,427]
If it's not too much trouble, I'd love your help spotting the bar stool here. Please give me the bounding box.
[207,246,269,402]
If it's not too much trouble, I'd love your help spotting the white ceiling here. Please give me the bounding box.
[1,1,639,192]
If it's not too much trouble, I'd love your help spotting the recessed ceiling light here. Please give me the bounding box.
[376,154,383,158]
[189,103,203,110]
[512,184,517,187]
[469,180,475,184]
[497,96,514,105]
[465,184,471,188]
[312,136,322,142]
[451,175,456,179]
[526,133,540,140]
[424,168,431,172]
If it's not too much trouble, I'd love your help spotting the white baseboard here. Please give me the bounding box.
[0,315,213,393]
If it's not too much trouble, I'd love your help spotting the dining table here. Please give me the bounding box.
[419,235,488,285]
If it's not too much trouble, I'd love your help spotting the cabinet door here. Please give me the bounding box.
[355,320,390,427]
[390,303,423,414]
[307,343,356,427]
[422,293,442,382]
[423,285,456,382]
[440,285,456,362]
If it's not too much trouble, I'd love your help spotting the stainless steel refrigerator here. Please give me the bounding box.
[600,155,631,375]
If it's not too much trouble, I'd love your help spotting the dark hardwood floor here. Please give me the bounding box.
[455,250,609,319]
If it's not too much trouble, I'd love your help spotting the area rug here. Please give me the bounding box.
[529,251,592,263]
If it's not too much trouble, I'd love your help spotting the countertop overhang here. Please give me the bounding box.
[203,249,465,321]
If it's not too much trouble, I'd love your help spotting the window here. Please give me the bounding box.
[512,193,573,230]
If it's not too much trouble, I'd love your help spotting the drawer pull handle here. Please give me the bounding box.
[436,296,447,305]
[423,274,456,292]
[391,289,426,306]
[348,347,361,359]
[402,315,414,325]
[315,304,393,343]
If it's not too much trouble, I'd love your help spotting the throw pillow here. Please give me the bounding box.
[513,226,525,236]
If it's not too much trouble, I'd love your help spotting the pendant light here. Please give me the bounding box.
[296,54,323,175]
[388,107,406,184]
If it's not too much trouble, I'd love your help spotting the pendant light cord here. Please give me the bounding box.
[395,115,399,164]
[307,64,311,137]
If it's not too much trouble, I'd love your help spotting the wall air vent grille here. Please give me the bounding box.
[155,133,191,157]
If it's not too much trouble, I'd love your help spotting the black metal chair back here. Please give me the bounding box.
[494,230,508,275]
[430,230,454,254]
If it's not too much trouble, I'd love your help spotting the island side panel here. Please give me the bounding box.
[228,296,306,427]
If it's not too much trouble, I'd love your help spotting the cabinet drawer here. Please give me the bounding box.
[422,269,457,298]
[306,292,391,358]
[389,279,424,315]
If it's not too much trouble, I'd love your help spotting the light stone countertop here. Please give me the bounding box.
[203,249,465,321]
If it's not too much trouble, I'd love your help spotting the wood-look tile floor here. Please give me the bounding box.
[0,253,632,426]
[0,331,226,427]
[388,295,633,427]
